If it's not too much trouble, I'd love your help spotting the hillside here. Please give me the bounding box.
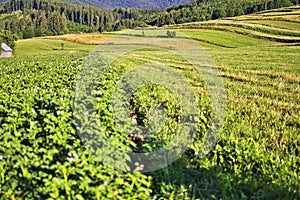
[64,0,192,8]
[0,0,299,40]
[0,0,143,40]
[168,6,300,47]
[0,4,299,199]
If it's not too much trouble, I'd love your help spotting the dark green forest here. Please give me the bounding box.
[64,0,192,9]
[138,0,300,26]
[0,0,143,39]
[0,0,299,42]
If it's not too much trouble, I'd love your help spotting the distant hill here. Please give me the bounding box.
[1,0,299,40]
[143,0,300,26]
[63,0,193,8]
[0,0,144,40]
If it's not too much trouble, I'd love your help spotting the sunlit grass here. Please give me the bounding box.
[4,6,300,198]
[40,33,109,45]
[14,38,95,55]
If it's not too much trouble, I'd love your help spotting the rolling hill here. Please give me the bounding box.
[1,0,299,38]
[62,0,193,8]
[169,6,300,47]
[0,3,299,199]
[0,0,192,8]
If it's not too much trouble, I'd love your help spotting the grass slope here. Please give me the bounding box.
[14,38,95,55]
[169,6,300,48]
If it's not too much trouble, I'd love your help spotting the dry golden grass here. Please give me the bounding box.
[40,33,109,45]
[101,35,203,51]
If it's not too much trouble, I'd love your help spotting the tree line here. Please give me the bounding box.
[131,0,300,26]
[0,0,143,39]
[0,0,299,43]
[68,0,191,9]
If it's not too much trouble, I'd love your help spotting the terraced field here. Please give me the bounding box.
[170,6,300,48]
[0,6,299,199]
[14,38,95,55]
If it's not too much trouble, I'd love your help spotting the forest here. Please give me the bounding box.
[0,0,142,40]
[0,0,300,43]
[65,0,192,9]
[135,0,300,25]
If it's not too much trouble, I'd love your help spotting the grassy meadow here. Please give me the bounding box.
[0,6,299,199]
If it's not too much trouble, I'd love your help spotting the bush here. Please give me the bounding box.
[22,28,35,39]
[0,30,17,50]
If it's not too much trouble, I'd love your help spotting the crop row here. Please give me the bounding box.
[1,37,299,199]
[173,24,300,43]
[0,54,153,199]
[198,22,300,37]
[0,47,213,199]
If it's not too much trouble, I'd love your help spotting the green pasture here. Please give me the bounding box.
[1,6,299,199]
[14,38,94,55]
[245,20,300,30]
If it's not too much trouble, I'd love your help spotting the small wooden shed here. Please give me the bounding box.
[1,43,13,57]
